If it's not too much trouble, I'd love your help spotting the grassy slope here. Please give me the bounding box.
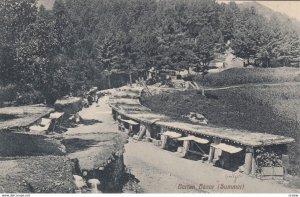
[142,68,300,174]
[196,67,300,87]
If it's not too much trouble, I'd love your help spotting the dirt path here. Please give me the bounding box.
[204,81,300,91]
[64,95,117,136]
[124,139,300,193]
[146,82,300,97]
[61,95,127,174]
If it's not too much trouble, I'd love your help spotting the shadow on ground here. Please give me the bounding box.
[121,169,143,193]
[0,131,65,157]
[81,119,103,125]
[61,138,99,153]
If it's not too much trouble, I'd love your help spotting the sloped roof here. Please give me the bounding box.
[109,88,295,147]
[0,104,54,130]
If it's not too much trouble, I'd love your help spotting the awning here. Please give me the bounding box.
[177,135,209,144]
[120,119,139,125]
[49,112,64,119]
[88,87,98,94]
[40,118,52,126]
[161,131,182,138]
[211,143,243,154]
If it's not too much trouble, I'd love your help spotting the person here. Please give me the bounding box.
[87,94,93,105]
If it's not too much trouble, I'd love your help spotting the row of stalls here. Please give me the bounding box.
[109,88,295,178]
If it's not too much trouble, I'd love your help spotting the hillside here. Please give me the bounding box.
[238,2,300,33]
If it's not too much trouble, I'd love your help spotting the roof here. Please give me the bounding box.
[109,98,140,105]
[111,104,151,113]
[49,112,64,119]
[211,143,243,154]
[122,112,170,124]
[156,121,295,147]
[161,131,182,138]
[88,87,98,94]
[177,135,210,144]
[54,97,82,105]
[109,87,295,147]
[120,119,139,125]
[0,105,54,130]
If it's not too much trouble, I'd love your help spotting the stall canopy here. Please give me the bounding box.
[177,135,209,144]
[161,131,182,138]
[211,143,243,154]
[120,119,139,125]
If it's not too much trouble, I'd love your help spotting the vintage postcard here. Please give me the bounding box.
[0,0,299,195]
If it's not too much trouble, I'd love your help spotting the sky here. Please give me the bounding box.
[218,1,300,21]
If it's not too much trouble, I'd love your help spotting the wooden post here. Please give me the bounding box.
[282,154,289,180]
[138,124,146,141]
[208,138,220,163]
[129,72,132,87]
[108,74,111,89]
[160,135,168,149]
[251,155,257,175]
[129,124,133,135]
[145,124,152,138]
[208,146,215,163]
[160,126,168,148]
[182,140,190,157]
[244,146,254,175]
[112,109,116,121]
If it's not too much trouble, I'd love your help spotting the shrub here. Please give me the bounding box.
[16,89,45,105]
[0,84,17,104]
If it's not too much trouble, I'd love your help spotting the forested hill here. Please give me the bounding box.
[38,0,300,34]
[1,0,300,104]
[239,2,284,19]
[238,2,300,34]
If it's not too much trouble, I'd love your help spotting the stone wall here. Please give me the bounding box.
[100,155,125,192]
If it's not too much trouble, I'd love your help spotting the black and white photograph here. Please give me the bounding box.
[0,0,300,195]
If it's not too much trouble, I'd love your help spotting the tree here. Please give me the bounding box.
[218,2,239,42]
[232,8,257,65]
[193,25,215,96]
[15,12,70,104]
[0,0,38,84]
[232,8,300,68]
[96,36,121,89]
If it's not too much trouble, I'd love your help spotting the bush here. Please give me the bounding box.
[16,89,45,105]
[0,84,17,104]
